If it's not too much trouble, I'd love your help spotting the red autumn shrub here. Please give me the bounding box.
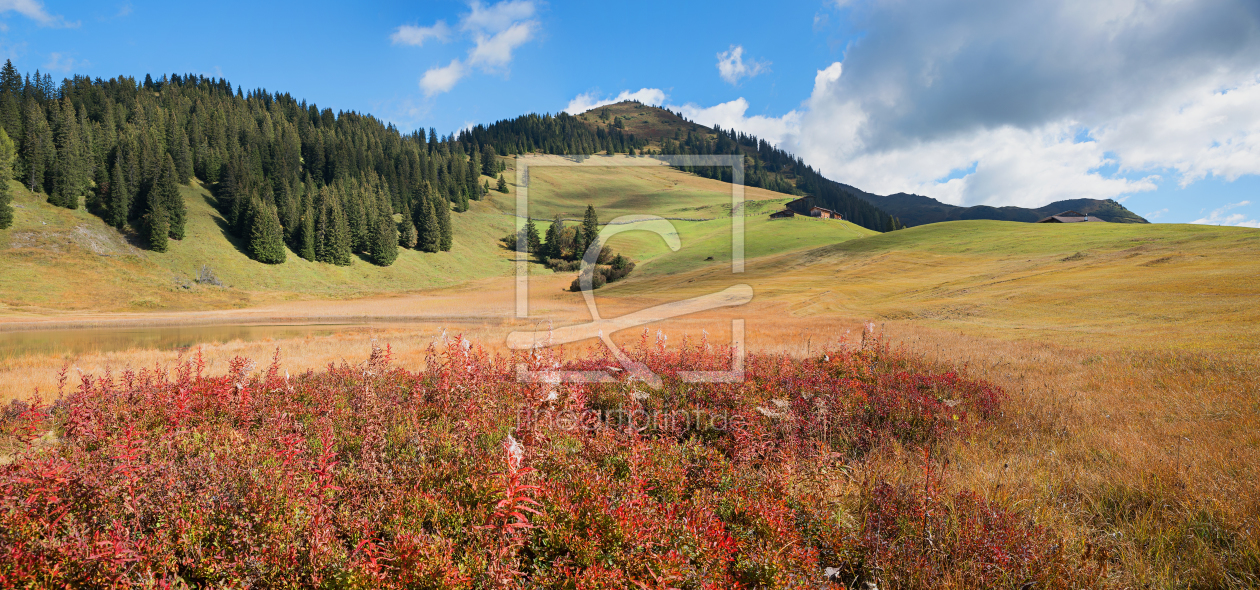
[0,334,1099,588]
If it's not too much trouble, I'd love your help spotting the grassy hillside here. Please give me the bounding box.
[620,219,1260,351]
[0,159,877,314]
[486,156,877,278]
[0,179,518,313]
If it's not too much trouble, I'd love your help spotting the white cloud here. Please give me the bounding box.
[420,60,466,97]
[0,0,76,27]
[1145,208,1168,220]
[462,0,535,33]
[395,0,540,97]
[565,88,667,114]
[677,98,801,149]
[44,52,87,73]
[660,1,1260,209]
[1192,201,1260,228]
[467,20,536,67]
[391,21,452,47]
[716,45,770,85]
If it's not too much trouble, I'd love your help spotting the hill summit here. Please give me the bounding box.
[476,100,1147,228]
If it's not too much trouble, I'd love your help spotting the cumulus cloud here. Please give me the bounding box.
[398,0,540,97]
[420,60,466,97]
[565,88,667,114]
[716,45,769,85]
[467,21,536,67]
[391,22,452,47]
[678,98,800,149]
[1192,201,1260,228]
[676,0,1260,208]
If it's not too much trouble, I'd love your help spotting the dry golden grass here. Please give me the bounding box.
[4,218,1260,586]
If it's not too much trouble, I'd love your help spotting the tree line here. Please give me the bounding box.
[0,62,505,264]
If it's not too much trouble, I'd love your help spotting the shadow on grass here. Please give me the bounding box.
[203,188,252,259]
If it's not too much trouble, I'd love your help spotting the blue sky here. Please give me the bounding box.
[2,0,1258,226]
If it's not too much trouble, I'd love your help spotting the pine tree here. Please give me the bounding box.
[369,213,398,266]
[497,173,508,193]
[0,60,21,142]
[540,215,561,260]
[297,204,316,260]
[249,202,286,264]
[51,96,86,209]
[158,155,185,240]
[523,217,541,253]
[416,196,439,253]
[107,158,130,229]
[21,100,49,195]
[147,193,169,252]
[398,211,417,249]
[579,204,599,261]
[325,191,352,266]
[436,194,452,251]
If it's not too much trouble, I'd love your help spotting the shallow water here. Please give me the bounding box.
[0,324,374,359]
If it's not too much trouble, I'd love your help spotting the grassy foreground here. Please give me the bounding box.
[0,335,1111,588]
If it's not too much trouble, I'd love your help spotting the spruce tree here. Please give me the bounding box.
[540,215,561,260]
[21,100,49,195]
[436,194,452,251]
[297,205,316,260]
[496,173,508,193]
[296,190,316,260]
[147,195,169,252]
[158,155,185,240]
[51,96,86,209]
[417,196,439,253]
[579,204,599,261]
[326,193,352,266]
[107,158,130,229]
[369,213,398,266]
[0,60,20,141]
[398,211,417,249]
[523,217,541,253]
[249,202,286,264]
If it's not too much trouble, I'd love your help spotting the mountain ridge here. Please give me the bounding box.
[518,101,1149,228]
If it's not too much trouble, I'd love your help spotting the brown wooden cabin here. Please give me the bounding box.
[809,206,840,219]
[772,196,844,220]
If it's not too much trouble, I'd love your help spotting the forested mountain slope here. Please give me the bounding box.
[858,193,1149,226]
[0,62,502,267]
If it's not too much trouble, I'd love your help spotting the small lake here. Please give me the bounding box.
[0,324,376,359]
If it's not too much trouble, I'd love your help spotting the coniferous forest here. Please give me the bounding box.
[0,62,502,265]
